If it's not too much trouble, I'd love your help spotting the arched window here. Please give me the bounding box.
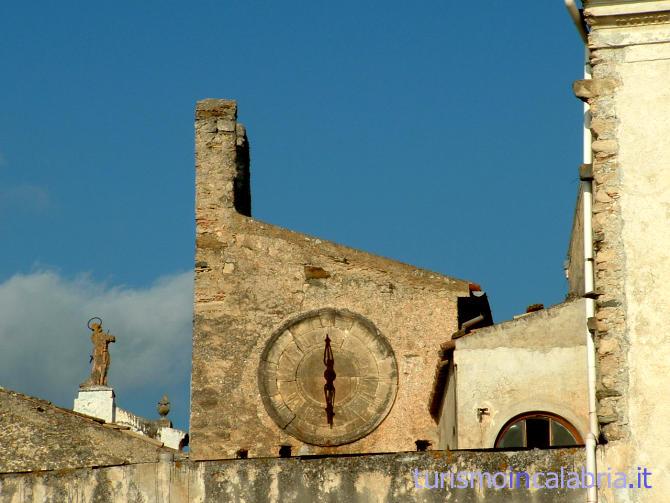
[495,412,583,449]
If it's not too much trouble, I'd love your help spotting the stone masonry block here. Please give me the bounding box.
[572,78,619,101]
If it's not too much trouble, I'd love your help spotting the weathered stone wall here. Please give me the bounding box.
[0,388,166,473]
[439,301,588,450]
[191,99,474,460]
[574,30,628,446]
[581,2,670,501]
[0,449,586,502]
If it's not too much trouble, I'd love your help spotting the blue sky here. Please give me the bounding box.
[0,3,585,432]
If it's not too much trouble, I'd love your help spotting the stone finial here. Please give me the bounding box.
[80,318,116,388]
[157,394,171,418]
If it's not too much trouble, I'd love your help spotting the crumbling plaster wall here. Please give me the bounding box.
[580,3,670,500]
[0,449,585,503]
[190,99,472,460]
[439,301,588,450]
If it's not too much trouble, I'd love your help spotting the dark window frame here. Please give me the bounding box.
[494,411,584,448]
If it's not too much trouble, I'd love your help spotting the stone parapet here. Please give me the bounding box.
[0,448,586,502]
[73,388,187,450]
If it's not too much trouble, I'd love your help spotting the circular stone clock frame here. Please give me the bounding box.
[258,308,398,447]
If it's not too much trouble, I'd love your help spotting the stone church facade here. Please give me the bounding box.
[190,98,490,460]
[1,1,669,501]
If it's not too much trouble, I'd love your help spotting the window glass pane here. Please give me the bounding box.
[526,418,550,449]
[498,422,524,448]
[551,420,578,446]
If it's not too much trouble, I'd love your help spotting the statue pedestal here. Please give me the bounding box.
[74,386,116,423]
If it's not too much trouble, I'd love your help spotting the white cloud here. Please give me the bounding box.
[0,270,193,410]
[0,184,51,213]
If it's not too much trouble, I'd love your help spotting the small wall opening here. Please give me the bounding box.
[415,440,431,451]
[234,124,251,216]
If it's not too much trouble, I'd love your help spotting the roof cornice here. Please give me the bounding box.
[584,0,670,29]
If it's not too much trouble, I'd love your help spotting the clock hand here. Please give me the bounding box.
[323,333,336,427]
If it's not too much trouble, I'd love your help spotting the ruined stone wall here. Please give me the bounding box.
[191,99,472,460]
[0,449,585,503]
[581,2,670,501]
[440,301,588,450]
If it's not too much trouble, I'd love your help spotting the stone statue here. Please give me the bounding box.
[80,318,116,388]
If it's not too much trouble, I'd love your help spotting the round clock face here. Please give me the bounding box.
[258,308,398,446]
